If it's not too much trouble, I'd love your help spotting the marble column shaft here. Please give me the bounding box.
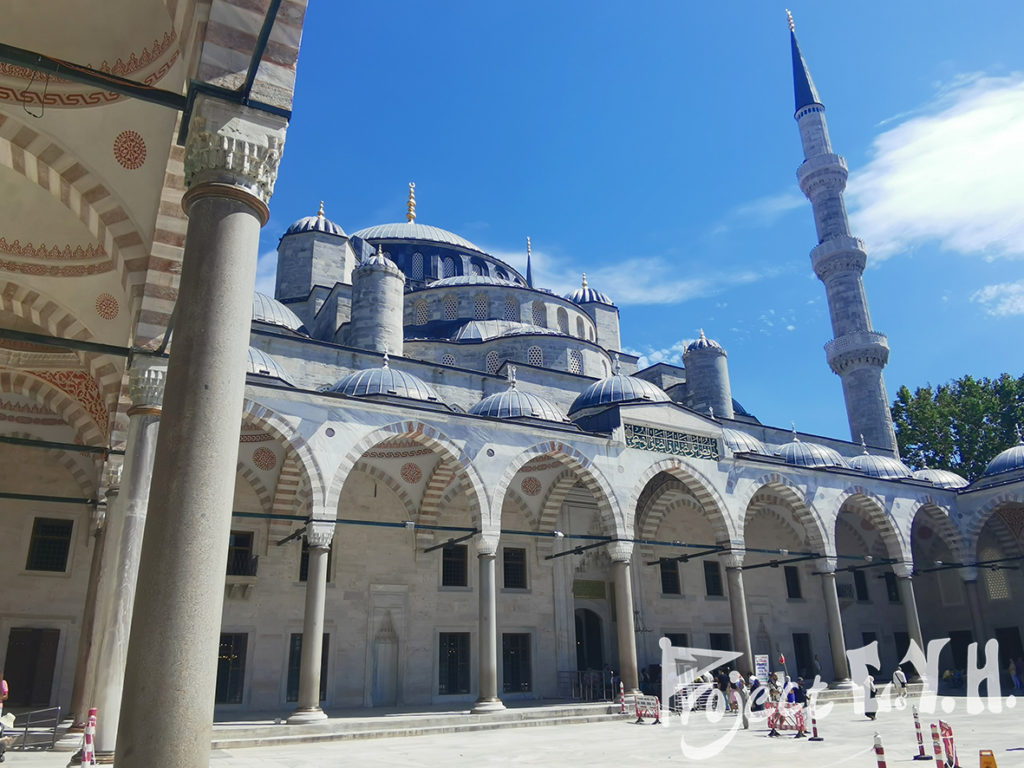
[611,559,640,693]
[115,96,286,768]
[472,544,504,713]
[93,364,165,757]
[963,576,988,645]
[820,571,851,684]
[725,565,753,674]
[896,576,925,652]
[66,509,107,728]
[289,522,333,723]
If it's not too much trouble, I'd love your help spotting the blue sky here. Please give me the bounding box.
[258,2,1024,443]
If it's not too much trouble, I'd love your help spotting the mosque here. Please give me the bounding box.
[0,4,1022,765]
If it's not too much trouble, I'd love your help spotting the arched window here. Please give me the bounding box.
[576,317,585,338]
[486,351,500,374]
[443,295,458,320]
[531,301,547,328]
[504,295,519,322]
[496,269,508,281]
[602,359,609,376]
[527,346,543,367]
[557,307,569,334]
[589,326,595,342]
[412,252,424,281]
[442,257,456,278]
[568,350,583,375]
[474,293,489,320]
[415,300,429,325]
[441,353,456,367]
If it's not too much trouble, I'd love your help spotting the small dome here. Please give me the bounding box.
[776,437,849,469]
[568,364,670,416]
[328,357,442,403]
[253,292,306,333]
[357,243,401,274]
[983,441,1024,477]
[912,468,969,489]
[247,347,293,385]
[351,221,484,254]
[686,329,724,353]
[565,273,613,306]
[849,453,913,479]
[285,202,346,238]
[722,428,767,455]
[469,371,567,423]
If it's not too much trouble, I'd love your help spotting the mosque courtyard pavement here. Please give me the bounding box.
[8,698,1024,767]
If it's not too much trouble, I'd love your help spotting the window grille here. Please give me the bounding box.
[474,294,488,320]
[443,295,458,320]
[504,295,519,321]
[568,350,583,375]
[527,346,543,367]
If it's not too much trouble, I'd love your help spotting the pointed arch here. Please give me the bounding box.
[0,370,104,445]
[910,497,966,565]
[418,456,456,546]
[350,460,419,521]
[1,429,97,498]
[628,457,734,542]
[834,486,908,563]
[963,491,1024,557]
[741,472,830,556]
[241,398,325,512]
[235,462,273,515]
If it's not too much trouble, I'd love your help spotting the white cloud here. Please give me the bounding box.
[849,74,1024,261]
[711,191,805,235]
[970,280,1024,316]
[626,339,693,369]
[255,250,278,296]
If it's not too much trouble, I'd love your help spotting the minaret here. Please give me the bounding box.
[788,11,897,454]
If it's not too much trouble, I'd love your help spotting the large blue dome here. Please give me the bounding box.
[351,222,484,254]
[849,452,913,479]
[470,384,567,423]
[776,438,848,469]
[983,442,1024,477]
[328,359,442,403]
[912,468,969,489]
[568,372,670,416]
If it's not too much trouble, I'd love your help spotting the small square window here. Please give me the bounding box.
[442,544,468,587]
[853,569,869,601]
[884,572,901,603]
[503,547,527,590]
[660,559,681,595]
[26,517,73,572]
[784,565,802,599]
[703,561,723,597]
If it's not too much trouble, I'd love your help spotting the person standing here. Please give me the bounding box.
[0,671,7,715]
[892,667,908,703]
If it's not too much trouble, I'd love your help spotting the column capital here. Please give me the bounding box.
[607,540,633,563]
[475,532,500,557]
[959,566,980,583]
[892,561,914,579]
[104,461,123,497]
[128,362,167,412]
[718,551,744,569]
[183,95,288,209]
[305,520,334,550]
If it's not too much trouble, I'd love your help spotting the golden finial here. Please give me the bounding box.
[406,182,416,223]
[786,9,795,32]
[699,328,707,341]
[582,273,589,289]
[317,200,325,218]
[526,237,532,258]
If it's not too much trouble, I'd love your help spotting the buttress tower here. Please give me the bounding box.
[789,14,898,454]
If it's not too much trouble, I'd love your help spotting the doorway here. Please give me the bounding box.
[575,609,604,671]
[4,628,59,707]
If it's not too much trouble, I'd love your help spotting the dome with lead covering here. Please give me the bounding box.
[849,452,913,479]
[328,357,442,403]
[351,222,485,254]
[686,329,724,353]
[469,370,567,423]
[982,441,1024,477]
[428,275,513,288]
[285,202,346,238]
[247,347,294,385]
[452,320,561,342]
[776,437,848,469]
[722,428,768,455]
[912,468,969,489]
[568,365,670,416]
[253,292,306,333]
[565,273,613,306]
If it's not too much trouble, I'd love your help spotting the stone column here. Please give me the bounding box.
[288,520,334,723]
[472,534,505,713]
[962,568,987,645]
[820,566,853,687]
[722,553,753,674]
[115,97,287,768]
[609,542,640,693]
[895,570,925,651]
[92,363,166,760]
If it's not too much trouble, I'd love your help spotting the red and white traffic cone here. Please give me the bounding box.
[619,681,625,714]
[81,707,97,767]
[808,705,823,741]
[872,733,888,768]
[930,723,944,762]
[912,706,933,761]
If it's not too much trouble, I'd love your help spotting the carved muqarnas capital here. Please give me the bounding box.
[183,96,288,204]
[129,363,167,409]
[305,520,334,550]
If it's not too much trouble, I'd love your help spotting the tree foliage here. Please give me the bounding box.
[891,374,1024,482]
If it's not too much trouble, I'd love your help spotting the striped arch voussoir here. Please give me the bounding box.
[742,473,830,556]
[0,370,103,445]
[235,462,273,515]
[964,492,1024,557]
[3,429,97,498]
[630,457,734,542]
[910,499,966,564]
[242,399,324,509]
[836,486,908,563]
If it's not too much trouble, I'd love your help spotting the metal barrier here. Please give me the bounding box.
[7,706,63,750]
[557,670,614,702]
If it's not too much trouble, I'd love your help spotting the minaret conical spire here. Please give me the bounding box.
[526,237,534,288]
[787,10,822,113]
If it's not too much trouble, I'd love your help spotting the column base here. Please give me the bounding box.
[53,729,85,752]
[95,751,116,764]
[287,707,328,724]
[470,698,506,714]
[828,678,856,690]
[64,750,82,766]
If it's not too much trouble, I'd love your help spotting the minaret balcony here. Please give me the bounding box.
[797,153,848,195]
[811,236,867,279]
[825,331,890,375]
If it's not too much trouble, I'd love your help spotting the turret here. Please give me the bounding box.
[564,274,621,352]
[788,12,897,454]
[347,244,405,355]
[683,330,734,419]
[276,202,355,301]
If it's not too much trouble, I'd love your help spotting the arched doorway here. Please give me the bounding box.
[575,608,604,671]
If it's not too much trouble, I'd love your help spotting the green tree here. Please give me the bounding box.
[891,374,1024,481]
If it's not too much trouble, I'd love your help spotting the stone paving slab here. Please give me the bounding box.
[8,699,1024,767]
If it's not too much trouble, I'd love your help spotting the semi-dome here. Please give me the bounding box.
[982,441,1024,477]
[351,222,484,254]
[328,356,442,403]
[246,347,294,385]
[568,363,670,416]
[469,368,567,422]
[687,329,724,353]
[848,452,913,479]
[565,273,613,306]
[775,437,849,469]
[912,468,969,489]
[284,202,346,238]
[253,292,306,333]
[722,428,768,455]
